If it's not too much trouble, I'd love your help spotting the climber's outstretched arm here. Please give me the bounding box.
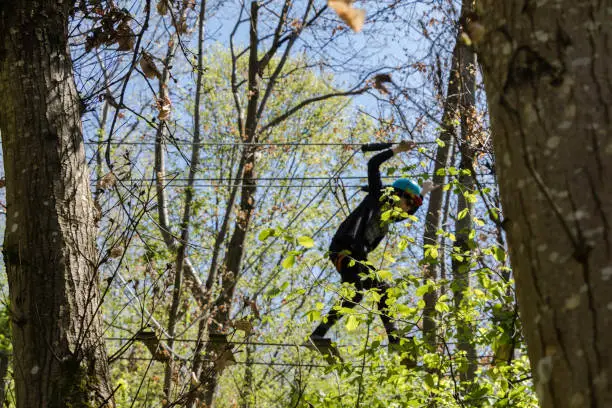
[367,140,416,194]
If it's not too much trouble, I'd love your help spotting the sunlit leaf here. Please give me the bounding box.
[282,254,295,269]
[297,235,314,248]
[345,314,359,331]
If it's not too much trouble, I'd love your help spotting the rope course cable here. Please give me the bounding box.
[105,337,357,348]
[94,175,428,182]
[85,140,439,147]
[112,356,370,369]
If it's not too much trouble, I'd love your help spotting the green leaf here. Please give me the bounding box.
[306,309,320,323]
[435,299,450,313]
[424,374,435,390]
[258,228,274,241]
[345,315,359,331]
[297,235,314,248]
[383,252,396,263]
[381,210,391,221]
[457,208,469,220]
[398,238,408,251]
[416,284,431,297]
[436,138,446,147]
[282,254,295,269]
[494,246,506,262]
[376,269,393,281]
[425,245,438,259]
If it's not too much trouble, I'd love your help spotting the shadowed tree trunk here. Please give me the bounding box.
[0,350,8,406]
[477,2,612,407]
[452,52,477,384]
[0,1,113,406]
[451,2,478,382]
[421,32,460,350]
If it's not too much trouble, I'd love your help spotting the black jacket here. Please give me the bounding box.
[330,149,406,257]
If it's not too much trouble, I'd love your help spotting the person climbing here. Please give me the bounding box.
[309,140,435,352]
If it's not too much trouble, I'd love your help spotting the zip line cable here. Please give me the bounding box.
[105,337,359,348]
[85,140,439,147]
[93,175,433,182]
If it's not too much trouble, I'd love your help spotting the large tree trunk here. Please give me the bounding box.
[0,1,113,407]
[477,3,611,407]
[0,350,8,407]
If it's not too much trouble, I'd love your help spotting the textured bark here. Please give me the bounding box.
[200,4,261,406]
[0,351,8,406]
[0,1,113,407]
[451,3,478,382]
[163,0,207,399]
[477,2,611,407]
[422,34,460,349]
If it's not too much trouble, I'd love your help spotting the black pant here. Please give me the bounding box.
[312,252,399,344]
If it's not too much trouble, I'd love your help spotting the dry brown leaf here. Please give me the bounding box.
[328,0,365,33]
[290,18,303,32]
[373,73,392,94]
[98,172,117,190]
[116,20,135,51]
[232,319,254,335]
[249,299,260,319]
[156,0,169,15]
[109,246,124,259]
[174,15,188,34]
[156,95,172,121]
[140,52,162,80]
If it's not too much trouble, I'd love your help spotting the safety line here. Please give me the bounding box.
[85,140,438,147]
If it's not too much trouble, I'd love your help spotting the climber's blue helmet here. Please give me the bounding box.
[392,178,421,196]
[392,178,423,208]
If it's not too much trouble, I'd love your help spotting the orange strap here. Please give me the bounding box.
[334,254,347,272]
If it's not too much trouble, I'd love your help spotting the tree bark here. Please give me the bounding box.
[477,2,612,407]
[422,33,460,349]
[452,4,478,382]
[0,350,8,407]
[0,1,113,407]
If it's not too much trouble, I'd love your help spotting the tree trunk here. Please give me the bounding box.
[477,2,612,407]
[0,1,113,407]
[421,33,460,349]
[452,6,478,382]
[163,0,207,400]
[0,351,8,407]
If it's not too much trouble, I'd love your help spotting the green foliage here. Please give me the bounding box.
[84,41,538,408]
